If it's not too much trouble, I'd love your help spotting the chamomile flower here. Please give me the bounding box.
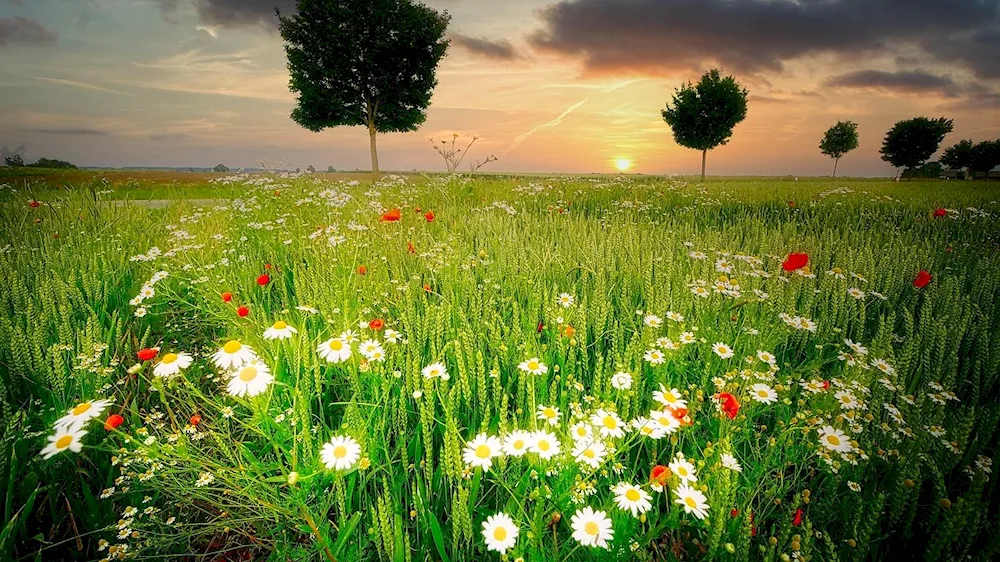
[674,483,710,519]
[818,425,854,453]
[756,350,776,365]
[649,409,681,435]
[212,340,256,370]
[643,314,662,328]
[557,293,575,307]
[847,287,866,300]
[750,383,778,404]
[421,362,448,380]
[590,409,626,439]
[644,349,665,364]
[632,416,666,439]
[537,405,561,426]
[712,342,734,359]
[613,482,652,518]
[263,320,297,340]
[40,427,87,459]
[226,360,273,397]
[518,357,548,375]
[569,421,595,443]
[669,454,697,483]
[54,398,112,430]
[652,385,687,410]
[502,430,532,457]
[529,431,560,460]
[835,390,861,410]
[321,435,361,471]
[153,352,193,378]
[463,433,503,472]
[572,439,608,469]
[610,371,633,390]
[570,507,614,549]
[721,453,742,472]
[358,339,384,360]
[481,512,518,555]
[318,337,352,363]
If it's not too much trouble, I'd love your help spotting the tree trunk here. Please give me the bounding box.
[368,122,379,180]
[832,157,839,178]
[700,149,707,183]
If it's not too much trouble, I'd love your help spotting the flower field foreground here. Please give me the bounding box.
[2,174,1000,561]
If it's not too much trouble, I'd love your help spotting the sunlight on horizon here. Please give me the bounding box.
[615,158,632,172]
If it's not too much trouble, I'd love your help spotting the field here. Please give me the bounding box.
[1,171,999,562]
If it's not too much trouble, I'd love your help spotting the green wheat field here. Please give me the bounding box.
[2,173,1000,562]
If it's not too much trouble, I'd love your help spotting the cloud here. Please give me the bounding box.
[451,33,521,61]
[529,0,1000,77]
[154,0,296,29]
[149,132,192,141]
[31,128,108,136]
[0,17,57,47]
[824,70,960,96]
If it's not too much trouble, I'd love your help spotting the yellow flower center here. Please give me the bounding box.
[333,445,347,458]
[583,449,595,459]
[273,321,287,330]
[239,367,258,382]
[758,390,768,397]
[585,522,599,535]
[513,440,524,449]
[538,440,550,452]
[528,360,539,370]
[329,340,343,351]
[841,396,851,403]
[161,353,178,364]
[833,267,843,274]
[626,489,640,501]
[678,467,688,476]
[685,497,697,508]
[71,402,92,416]
[602,416,617,429]
[543,408,555,418]
[475,444,491,459]
[827,435,841,446]
[56,435,73,448]
[664,392,676,402]
[493,527,507,541]
[223,341,242,353]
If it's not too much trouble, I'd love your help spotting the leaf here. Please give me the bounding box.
[425,509,452,562]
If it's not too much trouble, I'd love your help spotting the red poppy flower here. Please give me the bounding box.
[237,305,249,317]
[221,292,233,302]
[273,190,281,197]
[257,273,270,286]
[407,241,416,254]
[424,210,435,222]
[730,508,739,518]
[715,392,740,420]
[563,324,576,338]
[782,253,809,272]
[913,270,932,289]
[793,508,804,526]
[672,407,688,421]
[822,380,830,390]
[788,200,796,208]
[536,321,544,333]
[650,465,671,486]
[264,263,273,270]
[423,283,431,292]
[104,414,124,431]
[381,208,401,222]
[368,318,384,331]
[137,348,158,361]
[189,414,202,426]
[933,208,947,218]
[357,265,367,275]
[29,200,41,208]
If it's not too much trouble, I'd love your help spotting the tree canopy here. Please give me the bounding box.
[661,69,748,182]
[879,117,953,174]
[940,139,974,172]
[278,0,450,176]
[819,120,859,177]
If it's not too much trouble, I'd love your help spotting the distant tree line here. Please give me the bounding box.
[2,154,77,169]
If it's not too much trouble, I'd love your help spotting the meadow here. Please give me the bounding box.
[1,172,999,562]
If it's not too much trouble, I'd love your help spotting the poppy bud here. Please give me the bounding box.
[237,306,249,317]
[137,348,158,361]
[104,414,124,431]
[424,210,435,222]
[730,508,739,518]
[221,292,233,302]
[357,265,367,275]
[368,318,384,331]
[189,414,202,426]
[29,200,41,208]
[537,321,544,333]
[792,508,803,526]
[407,241,416,254]
[423,283,431,292]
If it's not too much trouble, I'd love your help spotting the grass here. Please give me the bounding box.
[1,172,999,561]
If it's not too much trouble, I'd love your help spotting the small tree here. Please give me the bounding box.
[940,139,974,176]
[879,117,953,178]
[4,154,25,167]
[661,68,748,182]
[278,0,450,179]
[213,164,230,173]
[819,120,859,178]
[969,140,1000,179]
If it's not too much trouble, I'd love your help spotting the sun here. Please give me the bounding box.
[615,158,632,172]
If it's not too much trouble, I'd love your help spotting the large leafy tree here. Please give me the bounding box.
[819,120,859,178]
[879,117,953,177]
[940,139,975,174]
[969,140,1000,178]
[278,0,450,177]
[661,69,748,182]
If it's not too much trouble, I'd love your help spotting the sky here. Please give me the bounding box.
[0,0,998,176]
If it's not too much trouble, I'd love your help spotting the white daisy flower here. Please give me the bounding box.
[358,339,384,360]
[481,512,518,555]
[569,421,595,443]
[818,425,854,453]
[613,482,652,518]
[318,337,352,363]
[590,409,625,439]
[518,357,548,375]
[571,507,614,549]
[669,454,697,483]
[750,383,778,404]
[502,430,532,457]
[529,431,560,460]
[421,362,448,380]
[153,352,193,378]
[712,342,734,359]
[649,409,681,435]
[226,360,273,397]
[537,405,561,427]
[212,340,256,370]
[610,371,633,390]
[557,293,575,308]
[652,385,687,410]
[463,433,503,472]
[643,314,662,328]
[54,398,112,431]
[674,483,710,519]
[263,320,297,340]
[644,349,665,364]
[320,435,361,471]
[40,427,87,459]
[720,453,742,472]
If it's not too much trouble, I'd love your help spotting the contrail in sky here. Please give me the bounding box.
[505,98,590,155]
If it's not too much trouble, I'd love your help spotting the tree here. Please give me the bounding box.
[969,140,1000,179]
[278,0,450,178]
[4,154,24,167]
[879,117,953,177]
[940,139,974,176]
[819,120,859,178]
[27,158,77,169]
[661,68,748,182]
[213,164,230,173]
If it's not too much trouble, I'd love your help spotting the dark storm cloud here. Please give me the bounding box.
[0,17,57,47]
[32,128,107,136]
[529,0,1000,77]
[451,33,520,60]
[155,0,296,29]
[825,70,960,96]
